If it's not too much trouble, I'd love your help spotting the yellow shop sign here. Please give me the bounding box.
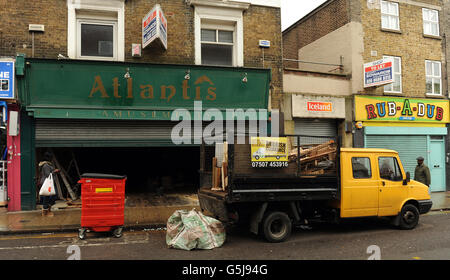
[355,96,450,123]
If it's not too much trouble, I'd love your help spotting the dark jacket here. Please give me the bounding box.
[414,163,431,187]
[39,161,55,186]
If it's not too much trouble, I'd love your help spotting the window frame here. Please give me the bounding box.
[351,157,372,179]
[378,156,403,182]
[383,55,402,94]
[425,60,442,96]
[76,19,118,61]
[381,0,400,31]
[422,8,439,37]
[201,24,235,66]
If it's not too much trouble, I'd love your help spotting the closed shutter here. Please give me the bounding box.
[365,135,427,177]
[35,119,202,147]
[294,119,337,136]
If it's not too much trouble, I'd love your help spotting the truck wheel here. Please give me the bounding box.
[262,211,292,243]
[398,204,419,230]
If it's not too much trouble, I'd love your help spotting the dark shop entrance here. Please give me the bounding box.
[34,119,201,209]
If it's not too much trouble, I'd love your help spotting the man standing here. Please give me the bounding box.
[414,156,431,190]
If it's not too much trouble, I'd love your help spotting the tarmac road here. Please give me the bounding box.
[0,211,449,261]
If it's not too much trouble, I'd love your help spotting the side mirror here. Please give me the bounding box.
[403,172,410,185]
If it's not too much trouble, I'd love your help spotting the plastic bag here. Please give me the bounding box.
[39,173,56,196]
[166,208,226,250]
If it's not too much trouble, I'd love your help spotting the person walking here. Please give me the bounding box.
[38,151,59,217]
[414,156,431,191]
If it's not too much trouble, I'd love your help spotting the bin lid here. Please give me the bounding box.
[80,173,127,179]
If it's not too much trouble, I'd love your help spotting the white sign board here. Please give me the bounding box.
[0,60,14,99]
[142,4,168,50]
[363,58,394,88]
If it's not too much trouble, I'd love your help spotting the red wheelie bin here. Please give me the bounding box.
[77,173,126,240]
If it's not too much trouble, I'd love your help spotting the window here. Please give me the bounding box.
[201,28,234,66]
[379,157,403,181]
[381,1,399,31]
[67,0,125,61]
[352,157,372,179]
[77,20,117,59]
[425,60,441,95]
[383,56,402,93]
[423,8,439,36]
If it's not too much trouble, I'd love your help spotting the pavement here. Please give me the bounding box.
[0,191,448,235]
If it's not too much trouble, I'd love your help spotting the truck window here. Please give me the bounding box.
[351,157,371,179]
[378,157,403,181]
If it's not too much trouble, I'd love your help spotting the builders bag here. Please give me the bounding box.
[166,208,226,250]
[39,173,56,196]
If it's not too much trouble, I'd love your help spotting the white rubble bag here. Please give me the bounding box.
[166,208,226,250]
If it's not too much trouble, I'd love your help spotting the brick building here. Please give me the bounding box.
[0,0,283,211]
[282,0,449,192]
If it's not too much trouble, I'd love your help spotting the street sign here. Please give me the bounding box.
[0,60,14,99]
[363,58,394,88]
[142,4,167,50]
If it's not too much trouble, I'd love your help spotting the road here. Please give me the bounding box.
[0,211,449,261]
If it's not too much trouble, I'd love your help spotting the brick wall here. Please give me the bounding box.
[282,0,350,68]
[361,0,445,98]
[0,0,282,109]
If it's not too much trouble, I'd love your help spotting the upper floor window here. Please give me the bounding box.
[423,8,439,36]
[381,1,399,31]
[201,28,234,66]
[67,0,125,61]
[425,60,442,95]
[383,56,402,93]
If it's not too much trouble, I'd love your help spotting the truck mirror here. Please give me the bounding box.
[403,172,410,185]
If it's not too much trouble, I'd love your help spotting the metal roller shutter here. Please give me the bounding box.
[35,119,199,147]
[294,119,337,136]
[365,135,427,177]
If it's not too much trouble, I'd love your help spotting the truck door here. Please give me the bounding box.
[341,155,379,217]
[377,156,405,216]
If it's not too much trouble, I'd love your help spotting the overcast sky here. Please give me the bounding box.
[281,0,328,31]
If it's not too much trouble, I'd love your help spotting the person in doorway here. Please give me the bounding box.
[39,151,59,217]
[414,156,431,191]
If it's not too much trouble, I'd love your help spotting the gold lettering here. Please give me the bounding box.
[140,112,147,118]
[89,76,109,98]
[195,86,201,100]
[113,77,121,98]
[161,85,176,102]
[102,110,109,117]
[140,85,154,99]
[127,78,133,99]
[113,111,122,118]
[207,87,216,101]
[182,80,190,100]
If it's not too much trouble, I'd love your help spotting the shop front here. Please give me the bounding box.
[354,95,450,192]
[291,94,347,143]
[16,58,271,211]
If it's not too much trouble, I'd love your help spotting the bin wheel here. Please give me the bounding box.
[113,227,123,238]
[78,228,87,240]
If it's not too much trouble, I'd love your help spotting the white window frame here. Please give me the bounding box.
[191,2,248,67]
[422,8,439,37]
[67,0,124,62]
[383,55,402,94]
[201,23,235,66]
[76,19,118,61]
[425,60,442,96]
[381,1,400,31]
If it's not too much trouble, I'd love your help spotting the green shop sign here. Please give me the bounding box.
[20,58,271,120]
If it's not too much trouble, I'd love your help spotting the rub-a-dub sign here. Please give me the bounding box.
[355,96,450,123]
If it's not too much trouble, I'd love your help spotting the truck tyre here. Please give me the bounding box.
[398,204,419,230]
[262,211,292,243]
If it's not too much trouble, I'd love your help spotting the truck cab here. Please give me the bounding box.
[340,148,432,229]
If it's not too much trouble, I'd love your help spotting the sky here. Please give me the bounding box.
[281,0,328,31]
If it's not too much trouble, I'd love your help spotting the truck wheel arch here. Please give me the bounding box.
[391,200,420,228]
[249,202,300,235]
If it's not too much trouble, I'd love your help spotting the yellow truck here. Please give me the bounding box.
[198,135,432,242]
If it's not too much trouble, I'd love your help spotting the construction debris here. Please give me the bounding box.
[288,140,337,175]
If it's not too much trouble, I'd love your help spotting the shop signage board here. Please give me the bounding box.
[363,58,394,88]
[0,60,14,99]
[292,95,345,119]
[142,4,168,50]
[250,137,288,168]
[20,59,271,120]
[355,95,450,123]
